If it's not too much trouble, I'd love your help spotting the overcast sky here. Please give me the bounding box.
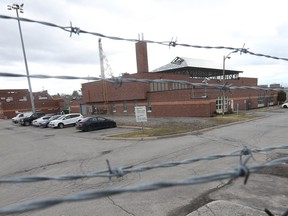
[1,0,288,95]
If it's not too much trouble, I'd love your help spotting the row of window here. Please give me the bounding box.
[150,82,189,92]
[216,94,275,111]
[258,93,274,104]
[0,96,49,102]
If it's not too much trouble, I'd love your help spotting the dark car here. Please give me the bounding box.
[76,116,116,132]
[39,114,62,128]
[19,112,46,126]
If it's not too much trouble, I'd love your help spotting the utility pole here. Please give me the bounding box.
[8,3,35,113]
[222,50,238,116]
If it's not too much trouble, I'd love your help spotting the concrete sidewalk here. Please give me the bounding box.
[187,174,288,216]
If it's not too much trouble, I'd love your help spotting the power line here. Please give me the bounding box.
[0,157,287,215]
[1,15,288,62]
[0,72,284,92]
[0,146,287,214]
[1,145,287,184]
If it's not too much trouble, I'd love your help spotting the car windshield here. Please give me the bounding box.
[56,115,66,120]
[82,117,92,122]
[49,115,61,120]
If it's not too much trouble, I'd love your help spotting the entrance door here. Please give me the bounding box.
[230,99,234,112]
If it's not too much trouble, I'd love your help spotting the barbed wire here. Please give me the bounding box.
[1,15,288,62]
[0,145,287,184]
[1,14,288,215]
[0,72,284,92]
[0,145,287,214]
[0,157,287,215]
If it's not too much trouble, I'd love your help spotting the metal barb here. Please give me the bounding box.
[106,159,113,182]
[264,208,274,216]
[69,22,80,37]
[238,154,251,184]
[169,37,177,48]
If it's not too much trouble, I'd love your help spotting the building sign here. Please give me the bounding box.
[135,106,147,122]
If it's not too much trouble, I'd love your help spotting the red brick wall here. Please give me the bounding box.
[135,41,149,73]
[80,73,278,117]
[82,81,148,103]
[0,89,64,119]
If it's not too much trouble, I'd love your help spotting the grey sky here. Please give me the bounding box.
[1,0,288,94]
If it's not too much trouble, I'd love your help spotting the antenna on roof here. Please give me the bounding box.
[138,33,144,41]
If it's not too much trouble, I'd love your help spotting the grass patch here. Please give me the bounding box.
[111,113,261,138]
[213,112,261,125]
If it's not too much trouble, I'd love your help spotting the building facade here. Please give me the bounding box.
[79,42,278,118]
[0,89,64,119]
[80,71,277,117]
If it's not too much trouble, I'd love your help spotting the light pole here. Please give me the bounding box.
[8,3,35,113]
[222,50,237,116]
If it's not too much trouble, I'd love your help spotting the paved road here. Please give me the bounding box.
[0,109,287,215]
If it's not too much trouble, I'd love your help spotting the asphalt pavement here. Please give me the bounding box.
[0,107,287,215]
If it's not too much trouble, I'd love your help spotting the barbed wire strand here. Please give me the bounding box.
[265,208,288,216]
[0,72,285,92]
[0,156,287,215]
[1,145,287,184]
[1,15,288,62]
[1,14,288,215]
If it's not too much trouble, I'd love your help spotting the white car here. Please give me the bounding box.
[48,113,83,129]
[12,112,32,124]
[32,115,53,127]
[282,102,288,108]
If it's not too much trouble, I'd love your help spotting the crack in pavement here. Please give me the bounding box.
[107,196,136,216]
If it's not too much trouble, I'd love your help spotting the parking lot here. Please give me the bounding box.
[1,109,288,215]
[3,119,136,139]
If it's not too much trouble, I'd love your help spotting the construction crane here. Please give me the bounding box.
[98,39,113,114]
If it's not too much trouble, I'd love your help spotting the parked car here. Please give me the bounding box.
[12,112,32,124]
[281,102,288,108]
[19,112,46,126]
[76,116,117,132]
[39,115,62,128]
[48,113,83,129]
[32,115,54,127]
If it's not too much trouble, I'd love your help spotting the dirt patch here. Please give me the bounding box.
[256,153,288,177]
[167,181,233,216]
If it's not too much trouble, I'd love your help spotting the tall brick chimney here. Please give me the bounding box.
[135,39,149,73]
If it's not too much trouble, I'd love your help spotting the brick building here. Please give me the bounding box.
[0,89,64,119]
[80,42,278,117]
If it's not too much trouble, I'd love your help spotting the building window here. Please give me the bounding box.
[123,101,127,112]
[39,96,48,100]
[269,94,274,104]
[147,99,152,112]
[150,83,154,91]
[133,100,138,112]
[164,83,168,91]
[6,97,13,102]
[113,102,116,112]
[258,94,265,107]
[19,96,27,102]
[216,96,228,113]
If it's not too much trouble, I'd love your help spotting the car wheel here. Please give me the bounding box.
[283,105,288,108]
[58,123,64,129]
[24,121,30,126]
